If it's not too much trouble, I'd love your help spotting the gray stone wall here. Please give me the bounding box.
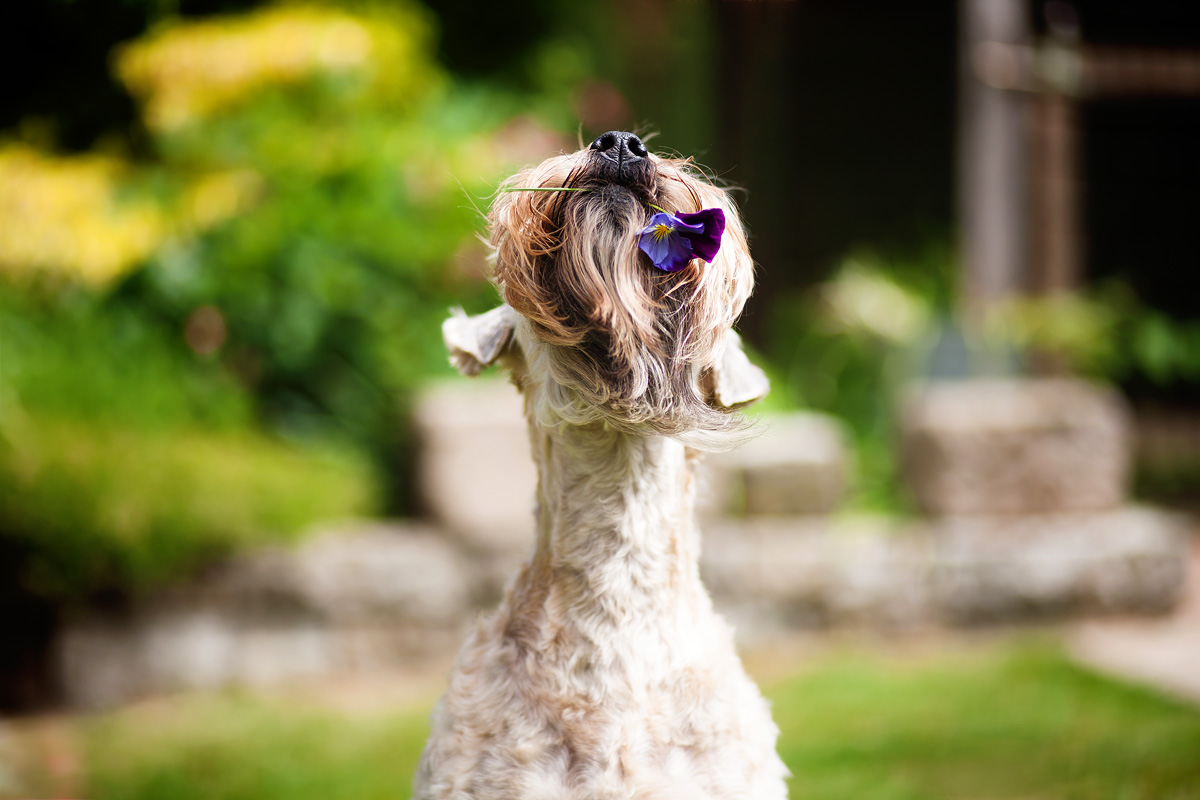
[53,379,1191,708]
[701,508,1188,637]
[56,523,479,708]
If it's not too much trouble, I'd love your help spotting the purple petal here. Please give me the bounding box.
[659,233,694,272]
[675,207,725,262]
[638,213,697,271]
[638,228,671,266]
[639,227,694,271]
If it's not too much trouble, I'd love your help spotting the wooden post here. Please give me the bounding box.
[958,0,1032,326]
[1031,93,1082,296]
[1031,10,1084,298]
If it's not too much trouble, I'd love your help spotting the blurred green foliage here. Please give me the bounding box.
[0,288,377,599]
[987,283,1200,389]
[110,3,519,466]
[2,289,250,431]
[0,414,375,599]
[764,243,956,512]
[0,2,575,598]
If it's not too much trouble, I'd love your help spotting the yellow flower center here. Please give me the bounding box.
[652,223,673,241]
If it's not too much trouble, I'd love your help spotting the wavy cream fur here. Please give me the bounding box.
[415,140,787,799]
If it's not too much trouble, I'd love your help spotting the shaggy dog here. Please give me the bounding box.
[414,131,788,799]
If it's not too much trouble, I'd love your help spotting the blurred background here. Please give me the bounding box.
[1,0,1199,797]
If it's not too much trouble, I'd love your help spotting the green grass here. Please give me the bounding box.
[769,646,1200,799]
[66,644,1200,800]
[82,695,430,800]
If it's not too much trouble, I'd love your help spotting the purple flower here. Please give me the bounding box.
[637,207,726,272]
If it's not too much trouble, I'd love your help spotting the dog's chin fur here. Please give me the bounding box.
[489,148,756,443]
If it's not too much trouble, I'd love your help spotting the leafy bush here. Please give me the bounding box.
[0,3,574,596]
[986,283,1200,391]
[0,413,376,599]
[106,3,552,499]
[0,289,377,599]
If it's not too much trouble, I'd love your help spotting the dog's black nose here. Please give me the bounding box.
[589,131,648,163]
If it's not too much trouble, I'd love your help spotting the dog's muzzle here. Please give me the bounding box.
[587,131,653,188]
[590,131,649,163]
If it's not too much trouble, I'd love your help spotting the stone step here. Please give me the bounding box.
[56,522,477,709]
[54,506,1189,708]
[701,505,1189,634]
[900,378,1130,515]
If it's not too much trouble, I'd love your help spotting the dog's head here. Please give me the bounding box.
[445,131,767,443]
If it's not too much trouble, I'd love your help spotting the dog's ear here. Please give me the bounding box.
[707,331,769,409]
[443,305,517,376]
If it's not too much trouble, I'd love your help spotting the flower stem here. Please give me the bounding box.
[498,187,591,193]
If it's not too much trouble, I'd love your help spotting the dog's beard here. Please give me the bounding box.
[558,186,668,356]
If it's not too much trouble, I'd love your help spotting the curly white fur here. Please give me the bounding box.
[415,137,788,799]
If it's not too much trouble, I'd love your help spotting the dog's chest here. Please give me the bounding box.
[415,591,787,800]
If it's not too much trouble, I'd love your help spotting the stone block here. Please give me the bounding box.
[699,505,1188,637]
[924,506,1188,623]
[290,523,474,625]
[55,521,475,708]
[703,412,847,517]
[414,379,535,553]
[190,521,475,625]
[901,379,1131,515]
[700,516,930,634]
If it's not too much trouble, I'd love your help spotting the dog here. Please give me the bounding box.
[414,131,787,799]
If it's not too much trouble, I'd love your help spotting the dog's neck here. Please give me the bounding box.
[524,414,709,626]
